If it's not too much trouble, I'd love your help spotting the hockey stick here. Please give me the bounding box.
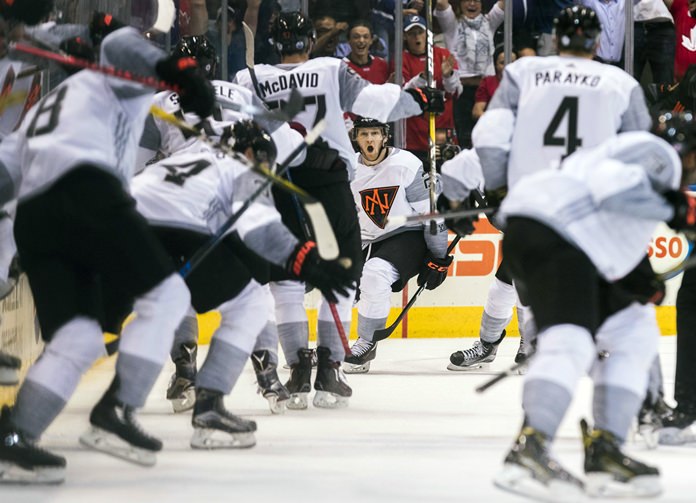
[425,0,437,235]
[387,206,496,226]
[179,119,329,276]
[474,359,528,394]
[242,21,351,356]
[372,236,461,342]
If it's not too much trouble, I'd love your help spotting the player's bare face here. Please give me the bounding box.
[357,128,387,164]
[460,0,482,19]
[405,27,426,56]
[349,27,372,58]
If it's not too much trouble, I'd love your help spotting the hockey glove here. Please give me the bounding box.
[406,87,445,114]
[437,193,479,237]
[88,12,127,46]
[287,241,354,303]
[0,0,54,25]
[616,259,666,305]
[417,252,453,290]
[156,55,215,119]
[665,190,696,235]
[303,138,342,171]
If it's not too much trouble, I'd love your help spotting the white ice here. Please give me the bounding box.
[2,337,694,503]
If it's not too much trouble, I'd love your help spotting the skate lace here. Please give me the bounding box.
[460,341,485,360]
[122,407,154,441]
[350,338,375,357]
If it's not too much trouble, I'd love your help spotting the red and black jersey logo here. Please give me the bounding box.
[360,186,399,229]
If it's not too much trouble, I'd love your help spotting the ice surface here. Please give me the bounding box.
[3,337,693,503]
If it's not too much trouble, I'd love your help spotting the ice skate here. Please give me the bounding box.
[494,425,584,503]
[344,337,377,374]
[0,406,66,484]
[313,347,351,409]
[190,388,256,449]
[448,331,505,371]
[283,348,317,369]
[285,348,314,410]
[581,419,661,497]
[166,342,197,413]
[0,351,21,386]
[251,350,290,414]
[636,396,673,449]
[657,410,696,446]
[80,386,162,467]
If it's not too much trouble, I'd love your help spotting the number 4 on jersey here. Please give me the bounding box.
[544,96,582,159]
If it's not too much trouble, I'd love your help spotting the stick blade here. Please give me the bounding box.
[242,22,255,69]
[303,201,339,260]
[372,326,396,342]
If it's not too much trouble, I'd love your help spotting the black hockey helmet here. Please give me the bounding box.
[223,120,278,167]
[173,35,218,79]
[554,6,601,53]
[58,36,95,75]
[0,0,54,26]
[351,117,390,141]
[271,11,315,55]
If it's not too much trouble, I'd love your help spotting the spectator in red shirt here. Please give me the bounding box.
[667,0,696,82]
[400,15,462,167]
[342,20,390,83]
[472,43,517,120]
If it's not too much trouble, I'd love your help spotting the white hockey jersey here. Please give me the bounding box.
[352,148,447,255]
[0,59,41,140]
[473,55,652,190]
[131,144,298,267]
[139,79,304,171]
[440,148,485,201]
[234,57,421,178]
[0,27,166,204]
[497,132,680,281]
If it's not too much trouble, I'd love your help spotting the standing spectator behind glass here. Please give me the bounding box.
[666,0,696,82]
[342,20,390,83]
[203,4,246,78]
[581,0,640,67]
[434,0,503,148]
[529,0,574,56]
[311,14,347,58]
[472,43,516,120]
[634,0,675,85]
[400,15,462,166]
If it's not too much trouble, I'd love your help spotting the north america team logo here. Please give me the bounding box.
[360,186,399,229]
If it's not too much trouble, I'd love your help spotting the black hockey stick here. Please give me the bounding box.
[474,359,529,394]
[372,236,461,342]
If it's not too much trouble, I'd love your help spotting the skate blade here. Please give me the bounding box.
[190,428,256,449]
[0,461,65,485]
[494,463,584,503]
[343,361,370,374]
[265,394,287,415]
[79,426,157,467]
[287,393,308,410]
[446,361,491,372]
[169,388,196,413]
[312,390,349,409]
[658,425,696,446]
[638,424,660,450]
[0,367,19,386]
[585,473,662,498]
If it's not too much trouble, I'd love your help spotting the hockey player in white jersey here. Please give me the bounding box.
[233,11,444,408]
[448,5,653,371]
[491,116,696,500]
[130,120,354,447]
[343,118,450,373]
[138,35,305,415]
[0,17,216,482]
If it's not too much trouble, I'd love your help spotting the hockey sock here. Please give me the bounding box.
[357,314,388,343]
[170,312,199,361]
[318,293,353,360]
[593,385,643,443]
[357,258,398,343]
[11,380,67,441]
[480,278,517,343]
[479,311,512,344]
[271,280,309,366]
[253,321,280,367]
[116,274,190,407]
[196,338,249,394]
[522,379,572,439]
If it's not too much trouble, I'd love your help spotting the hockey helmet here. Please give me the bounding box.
[553,6,601,53]
[271,11,315,55]
[173,35,218,80]
[222,120,278,167]
[351,117,390,141]
[58,36,95,75]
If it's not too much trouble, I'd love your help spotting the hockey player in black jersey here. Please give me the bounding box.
[234,11,444,409]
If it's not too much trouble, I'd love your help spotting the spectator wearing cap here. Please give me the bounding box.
[434,0,503,147]
[400,14,462,166]
[472,43,517,120]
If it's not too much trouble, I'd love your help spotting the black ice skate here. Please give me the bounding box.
[251,350,290,415]
[313,347,351,409]
[282,348,317,369]
[636,395,673,448]
[344,337,377,374]
[166,342,197,413]
[448,331,505,371]
[0,350,21,386]
[80,381,162,466]
[0,406,66,484]
[285,348,314,410]
[657,409,696,446]
[494,425,584,503]
[581,419,661,498]
[190,388,256,449]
